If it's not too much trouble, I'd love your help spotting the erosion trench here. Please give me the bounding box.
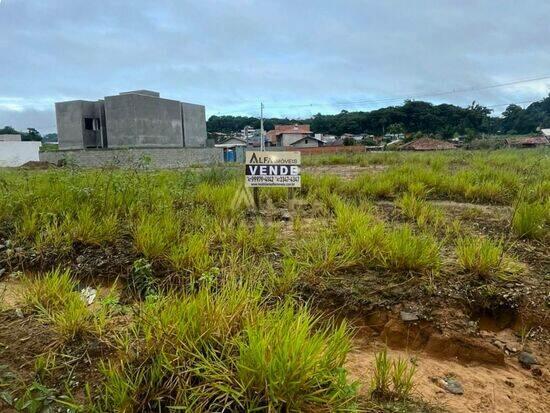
[345,308,549,413]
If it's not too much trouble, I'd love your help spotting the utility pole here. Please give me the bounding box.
[260,102,265,151]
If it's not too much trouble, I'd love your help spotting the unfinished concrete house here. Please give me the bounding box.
[55,90,207,150]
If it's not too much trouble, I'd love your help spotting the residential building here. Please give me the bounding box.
[55,90,207,150]
[214,137,247,162]
[268,124,312,147]
[505,136,549,148]
[289,135,326,148]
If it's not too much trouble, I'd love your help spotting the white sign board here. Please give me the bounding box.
[245,151,301,187]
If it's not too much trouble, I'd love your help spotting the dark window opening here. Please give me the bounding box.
[304,139,309,144]
[84,118,94,130]
[84,118,101,131]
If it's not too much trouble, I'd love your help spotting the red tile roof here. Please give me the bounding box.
[400,138,456,151]
[273,124,311,134]
[506,136,549,146]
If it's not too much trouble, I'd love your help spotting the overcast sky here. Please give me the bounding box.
[1,0,550,133]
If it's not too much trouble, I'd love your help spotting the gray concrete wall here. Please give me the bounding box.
[105,94,184,148]
[182,102,207,147]
[56,101,86,150]
[291,138,320,148]
[39,147,223,169]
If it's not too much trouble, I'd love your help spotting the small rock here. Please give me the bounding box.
[443,377,464,395]
[400,311,419,322]
[518,351,538,369]
[0,268,6,278]
[431,376,464,395]
[531,367,542,377]
[504,379,515,388]
[492,339,506,351]
[15,308,24,319]
[505,344,518,353]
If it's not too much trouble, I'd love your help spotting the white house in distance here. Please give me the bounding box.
[289,134,326,148]
[266,124,325,148]
[0,134,42,167]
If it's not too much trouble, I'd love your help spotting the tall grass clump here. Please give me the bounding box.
[231,305,356,411]
[512,201,548,240]
[455,236,505,278]
[296,231,359,277]
[21,268,100,342]
[22,268,76,312]
[370,348,416,401]
[168,233,213,275]
[396,192,444,230]
[380,226,441,274]
[133,209,180,260]
[95,285,357,411]
[65,206,119,245]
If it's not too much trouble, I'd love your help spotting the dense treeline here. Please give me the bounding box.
[0,126,43,141]
[207,95,550,138]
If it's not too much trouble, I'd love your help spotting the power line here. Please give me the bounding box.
[264,74,550,110]
[209,74,550,118]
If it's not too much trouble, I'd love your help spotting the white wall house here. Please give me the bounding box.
[0,140,42,167]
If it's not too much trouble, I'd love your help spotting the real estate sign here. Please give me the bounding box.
[245,151,301,187]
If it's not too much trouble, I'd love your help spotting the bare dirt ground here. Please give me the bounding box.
[303,164,387,179]
[347,335,549,413]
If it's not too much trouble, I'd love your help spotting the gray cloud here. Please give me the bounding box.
[1,0,549,133]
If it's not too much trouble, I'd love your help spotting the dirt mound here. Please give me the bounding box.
[18,161,56,170]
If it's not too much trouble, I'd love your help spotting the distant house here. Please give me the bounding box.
[0,134,42,167]
[268,124,312,147]
[505,136,549,148]
[214,137,247,162]
[289,135,325,148]
[541,129,550,138]
[399,138,456,151]
[215,137,247,148]
[324,137,344,147]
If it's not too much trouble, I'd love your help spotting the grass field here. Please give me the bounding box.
[0,148,548,412]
